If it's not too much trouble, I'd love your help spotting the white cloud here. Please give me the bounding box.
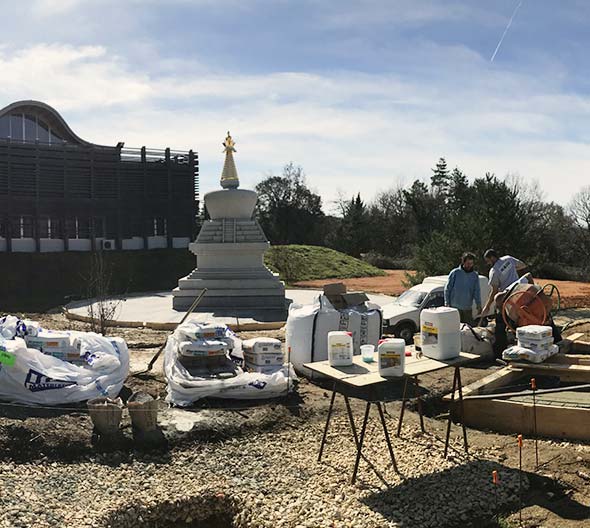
[1,41,588,206]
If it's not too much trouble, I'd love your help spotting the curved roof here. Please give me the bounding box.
[0,100,110,147]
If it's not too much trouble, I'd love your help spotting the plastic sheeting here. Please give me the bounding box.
[164,330,296,407]
[0,332,129,405]
[0,314,128,405]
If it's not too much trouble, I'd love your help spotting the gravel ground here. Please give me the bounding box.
[0,410,525,528]
[1,313,590,527]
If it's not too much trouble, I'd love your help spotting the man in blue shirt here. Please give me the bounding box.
[444,252,482,325]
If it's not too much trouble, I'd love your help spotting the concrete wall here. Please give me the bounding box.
[69,239,92,251]
[0,249,196,312]
[122,237,144,250]
[172,237,190,249]
[147,236,167,249]
[11,238,36,252]
[40,239,65,252]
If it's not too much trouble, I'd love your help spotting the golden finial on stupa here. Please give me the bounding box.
[220,131,239,189]
[223,131,236,153]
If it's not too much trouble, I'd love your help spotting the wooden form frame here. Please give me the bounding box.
[446,333,590,441]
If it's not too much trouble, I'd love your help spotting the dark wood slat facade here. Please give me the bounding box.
[0,101,198,252]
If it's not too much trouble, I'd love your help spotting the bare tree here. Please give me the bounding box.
[570,186,590,230]
[569,186,590,269]
[86,251,122,335]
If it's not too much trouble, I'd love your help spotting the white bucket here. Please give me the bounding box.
[420,307,461,360]
[378,338,405,377]
[327,331,353,367]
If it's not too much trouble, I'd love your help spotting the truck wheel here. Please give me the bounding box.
[395,322,416,345]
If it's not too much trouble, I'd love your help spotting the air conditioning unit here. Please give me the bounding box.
[101,239,117,251]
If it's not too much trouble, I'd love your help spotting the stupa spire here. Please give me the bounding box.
[220,131,239,189]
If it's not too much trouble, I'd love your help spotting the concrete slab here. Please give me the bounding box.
[65,289,396,331]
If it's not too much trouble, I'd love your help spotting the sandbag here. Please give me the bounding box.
[164,332,295,406]
[286,294,382,373]
[0,333,129,405]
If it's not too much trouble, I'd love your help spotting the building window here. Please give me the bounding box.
[93,217,106,238]
[66,217,91,239]
[152,217,167,236]
[38,217,62,239]
[37,119,50,142]
[0,115,9,138]
[10,216,34,238]
[10,114,23,141]
[24,114,37,142]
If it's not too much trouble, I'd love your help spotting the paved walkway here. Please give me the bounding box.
[65,289,396,330]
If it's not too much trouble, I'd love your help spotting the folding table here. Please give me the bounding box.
[304,350,479,483]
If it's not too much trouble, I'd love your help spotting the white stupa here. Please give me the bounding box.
[172,133,286,311]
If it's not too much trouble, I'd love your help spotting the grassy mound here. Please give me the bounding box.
[265,245,385,283]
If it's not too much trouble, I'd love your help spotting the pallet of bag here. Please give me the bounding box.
[285,284,382,374]
[0,332,129,405]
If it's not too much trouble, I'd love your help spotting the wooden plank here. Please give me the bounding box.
[456,398,590,441]
[303,358,375,380]
[573,340,590,354]
[508,361,590,375]
[443,366,523,401]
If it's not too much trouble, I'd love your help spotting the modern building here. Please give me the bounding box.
[0,100,198,253]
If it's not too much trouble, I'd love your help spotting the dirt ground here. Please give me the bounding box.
[1,313,590,527]
[296,270,590,309]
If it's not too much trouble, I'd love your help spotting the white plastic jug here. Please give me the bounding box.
[420,307,461,360]
[327,331,353,367]
[378,338,405,377]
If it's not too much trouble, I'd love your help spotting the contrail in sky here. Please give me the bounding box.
[490,0,524,62]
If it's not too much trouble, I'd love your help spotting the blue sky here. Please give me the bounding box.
[1,0,589,210]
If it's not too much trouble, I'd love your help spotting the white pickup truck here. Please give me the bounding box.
[382,275,492,343]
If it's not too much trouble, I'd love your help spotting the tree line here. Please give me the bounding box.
[253,160,590,281]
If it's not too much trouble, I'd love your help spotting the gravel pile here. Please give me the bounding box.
[0,407,527,528]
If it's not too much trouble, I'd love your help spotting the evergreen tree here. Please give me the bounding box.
[430,157,451,196]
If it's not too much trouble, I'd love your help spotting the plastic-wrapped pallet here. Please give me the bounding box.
[286,294,382,373]
[0,333,129,405]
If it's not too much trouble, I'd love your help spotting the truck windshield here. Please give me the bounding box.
[396,289,427,307]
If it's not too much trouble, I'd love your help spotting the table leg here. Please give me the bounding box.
[318,384,337,462]
[443,367,458,458]
[377,402,398,473]
[351,402,371,484]
[414,375,426,433]
[396,376,410,437]
[456,367,468,453]
[344,395,359,447]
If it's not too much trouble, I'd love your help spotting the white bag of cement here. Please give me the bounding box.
[164,332,296,406]
[0,316,41,339]
[286,294,382,373]
[460,324,494,359]
[0,333,129,405]
[502,344,559,364]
